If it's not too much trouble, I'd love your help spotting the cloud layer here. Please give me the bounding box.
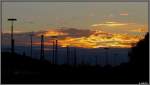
[2,21,147,48]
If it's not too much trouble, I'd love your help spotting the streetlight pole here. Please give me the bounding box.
[55,39,58,64]
[104,47,109,65]
[74,48,77,66]
[40,35,44,60]
[30,32,33,58]
[8,18,17,54]
[51,36,58,64]
[95,56,98,66]
[52,40,55,64]
[66,46,70,65]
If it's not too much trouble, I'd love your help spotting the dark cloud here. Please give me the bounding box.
[2,28,94,46]
[59,27,93,38]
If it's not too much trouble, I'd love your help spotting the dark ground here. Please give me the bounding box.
[1,52,148,84]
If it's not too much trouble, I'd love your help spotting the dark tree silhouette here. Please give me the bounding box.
[129,33,149,65]
[129,32,149,82]
[129,33,149,66]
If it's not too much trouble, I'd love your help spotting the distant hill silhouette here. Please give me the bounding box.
[1,33,149,84]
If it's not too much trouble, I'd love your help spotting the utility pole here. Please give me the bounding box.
[52,40,55,64]
[51,36,57,64]
[40,35,44,60]
[113,53,118,66]
[81,57,85,65]
[8,18,17,54]
[104,47,109,65]
[95,56,98,66]
[74,48,77,66]
[66,46,70,65]
[30,32,33,58]
[55,39,58,64]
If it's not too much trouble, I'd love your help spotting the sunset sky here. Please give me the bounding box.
[2,2,148,48]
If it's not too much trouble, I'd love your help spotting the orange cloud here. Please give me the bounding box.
[120,12,129,16]
[91,21,128,27]
[33,29,143,48]
[58,31,141,48]
[36,29,68,37]
[3,26,146,48]
[130,28,148,33]
[31,23,148,48]
[44,30,68,37]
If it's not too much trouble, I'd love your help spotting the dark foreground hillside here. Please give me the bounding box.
[1,52,148,84]
[1,33,149,84]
